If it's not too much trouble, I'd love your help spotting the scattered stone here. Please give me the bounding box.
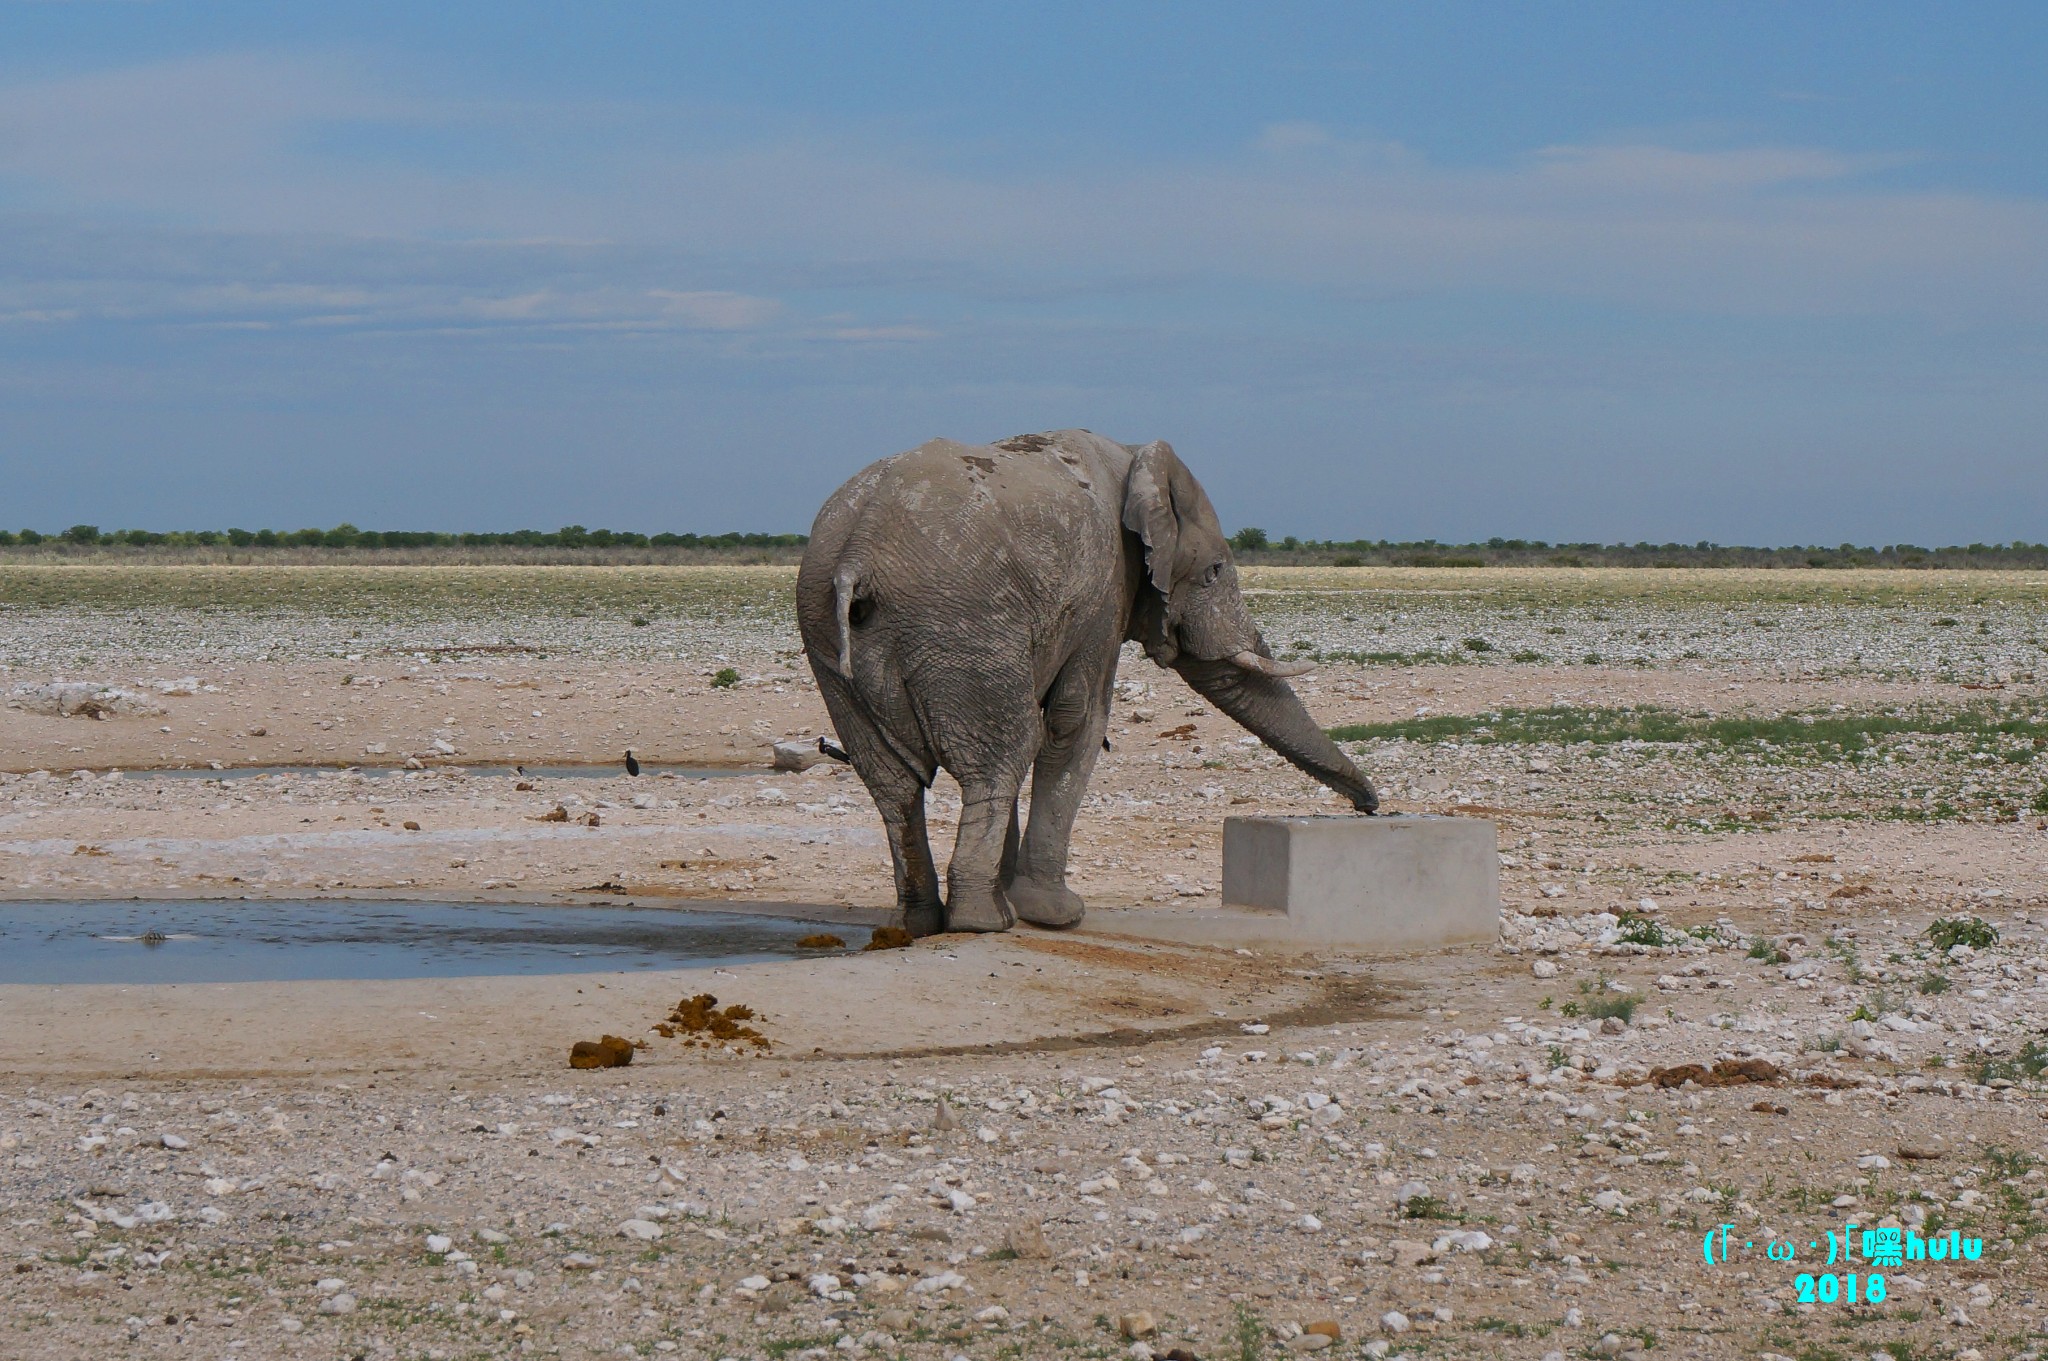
[618,1219,663,1241]
[771,739,826,772]
[1006,1220,1053,1259]
[1387,1239,1435,1268]
[1897,1135,1947,1161]
[317,1293,356,1315]
[1118,1310,1157,1339]
[159,1134,187,1150]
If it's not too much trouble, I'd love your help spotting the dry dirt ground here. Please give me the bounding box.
[3,566,2047,1361]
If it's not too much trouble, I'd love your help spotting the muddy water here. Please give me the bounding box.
[105,763,752,781]
[0,900,856,984]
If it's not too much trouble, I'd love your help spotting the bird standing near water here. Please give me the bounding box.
[623,750,641,777]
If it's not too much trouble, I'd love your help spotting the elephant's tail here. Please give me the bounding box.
[831,566,862,678]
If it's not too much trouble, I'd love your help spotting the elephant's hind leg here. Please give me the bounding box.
[876,775,943,938]
[812,664,942,936]
[943,781,1024,933]
[1008,657,1111,927]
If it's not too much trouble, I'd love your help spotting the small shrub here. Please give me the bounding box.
[1616,913,1672,948]
[1583,992,1639,1023]
[1926,917,1998,952]
[1511,650,1545,663]
[1232,1302,1267,1361]
[1462,637,1494,653]
[631,616,650,627]
[1578,977,1640,1022]
[1972,1040,2048,1086]
[1546,1045,1569,1070]
[710,667,741,689]
[1918,971,1951,995]
[1332,554,1364,567]
[1400,1194,1456,1220]
[1748,937,1789,965]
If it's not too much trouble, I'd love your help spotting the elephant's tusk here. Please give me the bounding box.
[1231,650,1315,678]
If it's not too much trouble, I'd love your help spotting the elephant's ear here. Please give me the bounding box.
[1121,440,1182,601]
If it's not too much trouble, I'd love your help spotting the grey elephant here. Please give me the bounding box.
[796,429,1377,936]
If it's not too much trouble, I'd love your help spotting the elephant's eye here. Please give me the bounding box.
[1202,561,1223,586]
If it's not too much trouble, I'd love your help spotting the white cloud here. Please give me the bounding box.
[0,51,2042,329]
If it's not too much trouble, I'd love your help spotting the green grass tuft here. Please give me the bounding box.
[1926,917,1998,952]
[1328,703,2048,764]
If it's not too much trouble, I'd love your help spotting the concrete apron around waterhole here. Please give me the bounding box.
[0,899,1399,1082]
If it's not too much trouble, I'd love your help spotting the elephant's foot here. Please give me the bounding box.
[943,885,1017,934]
[901,900,945,939]
[1005,876,1086,929]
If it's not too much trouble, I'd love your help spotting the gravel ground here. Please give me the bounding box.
[3,566,2047,1360]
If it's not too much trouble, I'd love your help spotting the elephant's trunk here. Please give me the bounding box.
[1175,656,1379,812]
[1231,649,1315,679]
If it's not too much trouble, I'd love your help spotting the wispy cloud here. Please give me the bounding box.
[1,53,2042,331]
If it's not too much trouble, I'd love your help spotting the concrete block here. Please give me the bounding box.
[1219,815,1499,951]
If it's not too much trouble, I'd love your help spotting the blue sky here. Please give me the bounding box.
[2,3,2043,542]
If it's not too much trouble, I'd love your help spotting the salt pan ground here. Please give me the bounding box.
[3,566,2046,1359]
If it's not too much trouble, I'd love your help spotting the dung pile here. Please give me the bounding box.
[655,993,770,1050]
[567,1034,637,1069]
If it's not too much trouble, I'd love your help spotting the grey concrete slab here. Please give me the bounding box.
[1219,814,1499,950]
[1082,815,1498,954]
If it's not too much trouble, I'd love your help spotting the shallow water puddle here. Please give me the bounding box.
[0,900,855,984]
[105,763,753,781]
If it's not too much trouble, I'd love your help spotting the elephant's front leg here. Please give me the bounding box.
[1007,661,1110,928]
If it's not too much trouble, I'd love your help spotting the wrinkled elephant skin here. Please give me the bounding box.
[796,430,1377,935]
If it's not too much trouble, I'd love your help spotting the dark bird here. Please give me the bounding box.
[514,765,527,777]
[623,750,641,777]
[1102,737,1112,751]
[817,736,851,764]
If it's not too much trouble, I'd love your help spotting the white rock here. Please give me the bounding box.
[618,1219,664,1241]
[771,739,826,772]
[1531,960,1560,979]
[1380,1310,1410,1333]
[426,1234,453,1254]
[317,1293,356,1315]
[159,1134,188,1150]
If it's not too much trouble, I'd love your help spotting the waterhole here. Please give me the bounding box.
[0,900,860,985]
[105,763,752,781]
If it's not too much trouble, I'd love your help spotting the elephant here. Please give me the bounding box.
[796,429,1377,936]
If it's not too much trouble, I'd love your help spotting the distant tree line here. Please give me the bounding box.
[0,524,806,550]
[3,523,2043,569]
[1224,529,2048,570]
